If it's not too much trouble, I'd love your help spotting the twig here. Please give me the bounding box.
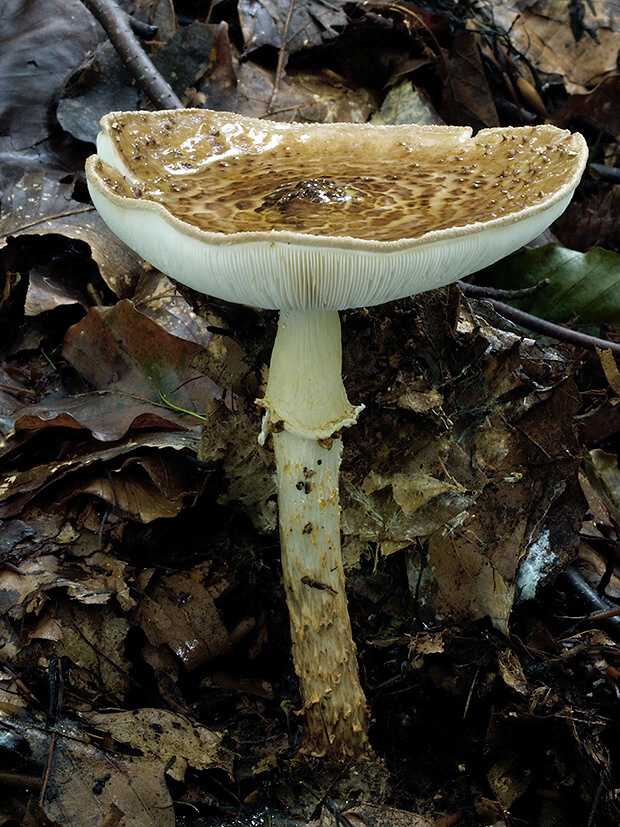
[561,567,620,636]
[459,283,620,358]
[0,771,42,789]
[126,15,158,41]
[457,278,550,301]
[39,730,57,806]
[267,0,296,114]
[589,162,620,184]
[79,0,183,110]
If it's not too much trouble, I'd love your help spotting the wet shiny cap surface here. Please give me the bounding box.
[88,109,586,244]
[85,109,587,311]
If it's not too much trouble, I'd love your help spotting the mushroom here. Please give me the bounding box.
[85,110,587,761]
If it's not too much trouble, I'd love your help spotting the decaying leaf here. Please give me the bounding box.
[13,300,220,441]
[89,708,234,782]
[371,80,442,126]
[0,173,144,297]
[587,448,620,524]
[491,0,620,93]
[309,804,435,827]
[238,0,347,59]
[440,29,499,129]
[0,0,101,148]
[29,601,132,702]
[0,432,199,519]
[337,295,583,631]
[0,712,174,827]
[199,396,277,531]
[136,562,231,670]
[236,59,377,122]
[498,648,529,696]
[56,453,196,523]
[58,22,238,145]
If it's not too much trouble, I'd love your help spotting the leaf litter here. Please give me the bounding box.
[2,0,620,824]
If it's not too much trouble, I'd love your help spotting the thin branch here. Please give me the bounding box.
[267,0,296,114]
[80,0,183,110]
[458,278,550,301]
[459,282,620,358]
[561,567,620,636]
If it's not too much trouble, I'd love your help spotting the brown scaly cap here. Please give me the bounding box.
[86,109,587,311]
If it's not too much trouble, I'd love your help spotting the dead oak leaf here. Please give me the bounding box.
[0,432,199,519]
[29,602,132,702]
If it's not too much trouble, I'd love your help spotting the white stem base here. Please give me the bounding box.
[273,430,370,760]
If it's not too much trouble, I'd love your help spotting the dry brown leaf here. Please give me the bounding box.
[0,554,59,619]
[589,448,620,525]
[492,0,620,93]
[132,270,213,344]
[0,432,199,519]
[38,602,132,701]
[199,396,277,531]
[89,708,234,782]
[236,60,377,122]
[596,347,620,396]
[338,297,583,632]
[498,648,529,696]
[441,29,499,128]
[344,804,435,827]
[407,630,445,669]
[551,76,620,138]
[238,0,347,59]
[61,455,194,524]
[487,752,531,810]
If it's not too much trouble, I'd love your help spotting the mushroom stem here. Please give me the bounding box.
[260,309,363,441]
[263,310,370,759]
[273,431,370,759]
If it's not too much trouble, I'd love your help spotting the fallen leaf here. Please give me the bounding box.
[498,648,529,696]
[0,0,100,148]
[58,22,238,145]
[310,803,434,827]
[238,0,347,59]
[133,271,214,344]
[371,80,442,126]
[492,0,620,93]
[551,75,620,137]
[14,300,220,441]
[0,432,199,518]
[56,452,197,523]
[34,602,132,701]
[0,173,144,298]
[2,713,175,827]
[89,708,234,782]
[479,245,620,327]
[339,296,583,631]
[440,29,499,129]
[136,563,231,671]
[236,59,377,122]
[0,555,60,619]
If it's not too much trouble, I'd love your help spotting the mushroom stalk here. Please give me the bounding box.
[262,309,369,759]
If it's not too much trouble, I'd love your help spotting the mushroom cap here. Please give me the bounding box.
[86,109,587,312]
